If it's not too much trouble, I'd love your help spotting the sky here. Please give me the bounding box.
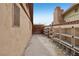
[34,3,72,25]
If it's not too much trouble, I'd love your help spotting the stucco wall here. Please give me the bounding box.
[53,7,64,25]
[0,3,32,56]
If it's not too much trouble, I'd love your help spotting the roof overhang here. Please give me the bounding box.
[63,3,79,17]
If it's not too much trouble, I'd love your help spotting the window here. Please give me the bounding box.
[13,4,20,27]
[75,8,78,12]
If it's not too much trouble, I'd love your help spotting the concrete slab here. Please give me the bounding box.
[24,34,64,56]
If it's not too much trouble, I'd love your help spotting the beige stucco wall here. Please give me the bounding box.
[64,6,79,22]
[0,3,32,56]
[53,7,64,25]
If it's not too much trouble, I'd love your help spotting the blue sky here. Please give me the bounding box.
[34,3,72,25]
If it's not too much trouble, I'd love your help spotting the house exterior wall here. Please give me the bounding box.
[0,3,32,55]
[64,6,79,22]
[53,7,64,25]
[33,24,44,34]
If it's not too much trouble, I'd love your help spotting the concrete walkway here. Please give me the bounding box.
[24,34,64,56]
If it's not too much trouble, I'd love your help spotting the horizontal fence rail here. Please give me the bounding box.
[50,23,79,55]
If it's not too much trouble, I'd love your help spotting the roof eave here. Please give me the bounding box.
[63,3,79,16]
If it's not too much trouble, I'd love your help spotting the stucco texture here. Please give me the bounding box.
[0,3,32,56]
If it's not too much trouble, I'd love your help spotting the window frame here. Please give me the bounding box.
[12,4,20,27]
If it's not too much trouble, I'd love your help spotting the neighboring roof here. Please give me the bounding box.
[63,3,79,16]
[53,4,79,26]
